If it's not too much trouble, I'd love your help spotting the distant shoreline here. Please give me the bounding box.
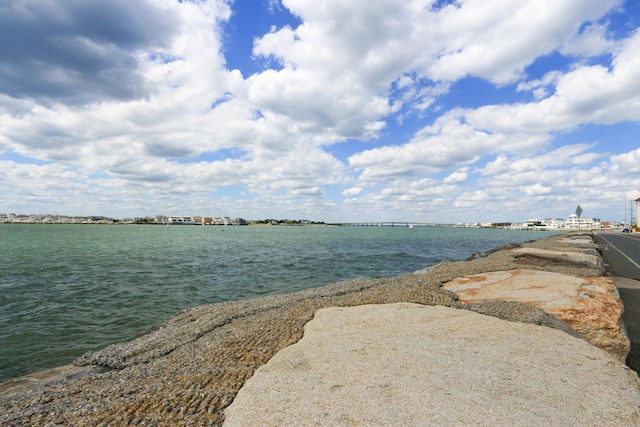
[0,221,610,231]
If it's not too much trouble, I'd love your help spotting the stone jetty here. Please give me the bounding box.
[1,232,639,426]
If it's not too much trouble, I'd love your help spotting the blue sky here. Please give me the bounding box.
[1,0,639,223]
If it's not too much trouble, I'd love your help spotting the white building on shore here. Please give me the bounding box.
[564,214,600,229]
[544,218,565,229]
[511,214,602,230]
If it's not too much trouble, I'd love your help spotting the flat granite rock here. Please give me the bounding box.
[443,269,630,361]
[512,247,604,270]
[223,303,640,427]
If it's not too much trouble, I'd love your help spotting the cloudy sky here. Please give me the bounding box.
[1,0,639,223]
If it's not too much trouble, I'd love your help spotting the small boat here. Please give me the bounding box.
[167,215,195,225]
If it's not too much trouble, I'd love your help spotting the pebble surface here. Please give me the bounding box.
[0,232,612,426]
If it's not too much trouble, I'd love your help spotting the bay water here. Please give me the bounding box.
[0,224,557,382]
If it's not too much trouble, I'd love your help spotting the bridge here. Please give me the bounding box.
[333,222,442,227]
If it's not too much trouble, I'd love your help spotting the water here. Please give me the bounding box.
[0,224,557,382]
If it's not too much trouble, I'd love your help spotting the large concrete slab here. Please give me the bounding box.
[223,303,640,426]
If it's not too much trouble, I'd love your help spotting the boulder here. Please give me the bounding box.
[223,303,640,426]
[512,247,604,270]
[443,269,629,361]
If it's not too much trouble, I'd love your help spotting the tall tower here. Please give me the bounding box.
[636,197,640,229]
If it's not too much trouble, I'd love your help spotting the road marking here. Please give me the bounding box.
[598,234,640,271]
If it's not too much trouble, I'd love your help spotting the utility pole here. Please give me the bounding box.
[625,203,628,229]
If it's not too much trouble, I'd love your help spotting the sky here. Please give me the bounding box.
[1,0,640,223]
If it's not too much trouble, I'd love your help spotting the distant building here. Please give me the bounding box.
[545,218,564,229]
[166,215,195,225]
[29,214,43,222]
[525,219,544,228]
[213,216,232,225]
[564,214,599,229]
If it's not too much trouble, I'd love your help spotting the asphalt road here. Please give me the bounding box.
[594,231,640,372]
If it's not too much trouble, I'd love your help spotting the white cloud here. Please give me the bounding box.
[469,145,637,219]
[0,0,189,105]
[290,186,325,197]
[342,187,363,197]
[0,160,112,213]
[479,145,602,181]
[611,147,640,175]
[443,170,468,184]
[561,22,617,57]
[0,0,637,223]
[427,0,619,84]
[517,71,563,100]
[348,114,549,182]
[250,0,621,135]
[523,183,553,196]
[466,29,640,134]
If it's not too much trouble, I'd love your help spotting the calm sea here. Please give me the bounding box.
[0,224,558,382]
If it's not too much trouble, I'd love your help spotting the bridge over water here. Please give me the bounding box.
[334,222,442,227]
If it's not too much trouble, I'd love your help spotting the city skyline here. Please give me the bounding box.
[1,1,639,223]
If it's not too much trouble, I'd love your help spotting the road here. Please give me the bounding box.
[593,231,640,372]
[594,231,640,280]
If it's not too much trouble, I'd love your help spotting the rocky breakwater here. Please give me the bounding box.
[224,303,640,426]
[223,232,639,426]
[442,233,630,361]
[1,232,639,426]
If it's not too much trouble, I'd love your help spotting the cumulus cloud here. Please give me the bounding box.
[0,0,185,105]
[0,0,637,222]
[426,0,619,84]
[466,29,640,134]
[443,170,468,184]
[561,22,617,57]
[342,187,363,197]
[348,114,549,182]
[611,148,640,175]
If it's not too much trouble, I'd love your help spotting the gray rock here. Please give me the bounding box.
[224,304,640,427]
